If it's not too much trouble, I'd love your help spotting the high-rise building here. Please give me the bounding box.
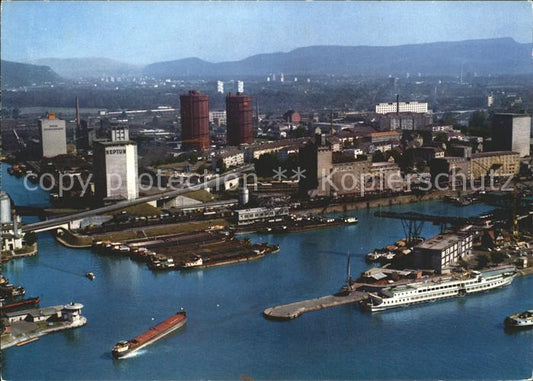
[487,94,494,107]
[39,113,67,158]
[226,92,253,146]
[93,140,138,201]
[237,80,244,93]
[491,113,531,157]
[180,90,210,151]
[217,80,224,94]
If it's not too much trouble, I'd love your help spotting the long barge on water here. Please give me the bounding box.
[361,266,517,312]
[0,297,40,314]
[112,311,187,359]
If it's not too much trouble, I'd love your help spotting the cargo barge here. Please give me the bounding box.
[0,297,40,314]
[112,311,187,359]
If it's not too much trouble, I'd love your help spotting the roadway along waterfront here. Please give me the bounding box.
[21,164,254,232]
[2,165,533,380]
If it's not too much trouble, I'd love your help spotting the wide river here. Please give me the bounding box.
[1,164,532,380]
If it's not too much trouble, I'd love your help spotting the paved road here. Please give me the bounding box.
[22,165,254,232]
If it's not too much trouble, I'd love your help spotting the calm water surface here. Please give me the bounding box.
[2,164,532,380]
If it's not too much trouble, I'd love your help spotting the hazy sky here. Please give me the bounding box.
[2,1,532,65]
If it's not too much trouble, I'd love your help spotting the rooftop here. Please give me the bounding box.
[95,140,137,147]
[416,233,469,251]
[471,151,519,158]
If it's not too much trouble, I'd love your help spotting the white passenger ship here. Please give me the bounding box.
[361,266,517,312]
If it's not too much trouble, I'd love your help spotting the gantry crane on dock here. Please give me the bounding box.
[374,210,496,242]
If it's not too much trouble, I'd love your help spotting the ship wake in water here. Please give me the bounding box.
[119,349,148,359]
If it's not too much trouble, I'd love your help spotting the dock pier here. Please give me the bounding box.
[263,291,368,320]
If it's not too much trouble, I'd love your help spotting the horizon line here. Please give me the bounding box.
[3,36,529,67]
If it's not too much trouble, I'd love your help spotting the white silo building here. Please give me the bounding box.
[1,192,24,252]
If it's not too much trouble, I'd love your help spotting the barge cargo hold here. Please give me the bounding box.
[0,297,40,314]
[112,311,187,359]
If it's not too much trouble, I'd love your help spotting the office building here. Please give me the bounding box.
[237,81,244,93]
[470,151,520,179]
[226,93,254,146]
[375,101,429,114]
[213,149,245,170]
[93,141,138,201]
[180,90,210,151]
[491,113,531,157]
[209,111,227,127]
[39,113,67,158]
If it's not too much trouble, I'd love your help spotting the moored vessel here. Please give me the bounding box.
[0,297,40,313]
[361,266,517,312]
[112,311,187,359]
[504,310,533,328]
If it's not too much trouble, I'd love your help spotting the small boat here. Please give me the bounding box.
[182,256,203,268]
[85,272,96,280]
[343,217,359,224]
[504,310,533,328]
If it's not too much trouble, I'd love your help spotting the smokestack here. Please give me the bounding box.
[75,97,80,129]
[396,94,400,115]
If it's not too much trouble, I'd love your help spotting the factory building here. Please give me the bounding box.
[235,207,289,226]
[39,113,67,158]
[299,137,372,197]
[491,113,531,157]
[93,141,138,201]
[226,93,254,146]
[414,233,473,273]
[180,90,210,151]
[0,191,23,252]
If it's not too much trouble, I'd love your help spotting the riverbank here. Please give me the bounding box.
[1,243,38,262]
[295,190,457,215]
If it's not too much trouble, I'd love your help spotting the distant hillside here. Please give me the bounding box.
[31,57,142,79]
[1,60,61,87]
[143,38,533,78]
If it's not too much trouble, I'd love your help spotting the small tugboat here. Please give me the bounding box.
[85,272,96,280]
[504,310,533,329]
[112,310,187,359]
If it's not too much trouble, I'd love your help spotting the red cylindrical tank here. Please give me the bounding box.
[226,92,253,146]
[180,90,210,150]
